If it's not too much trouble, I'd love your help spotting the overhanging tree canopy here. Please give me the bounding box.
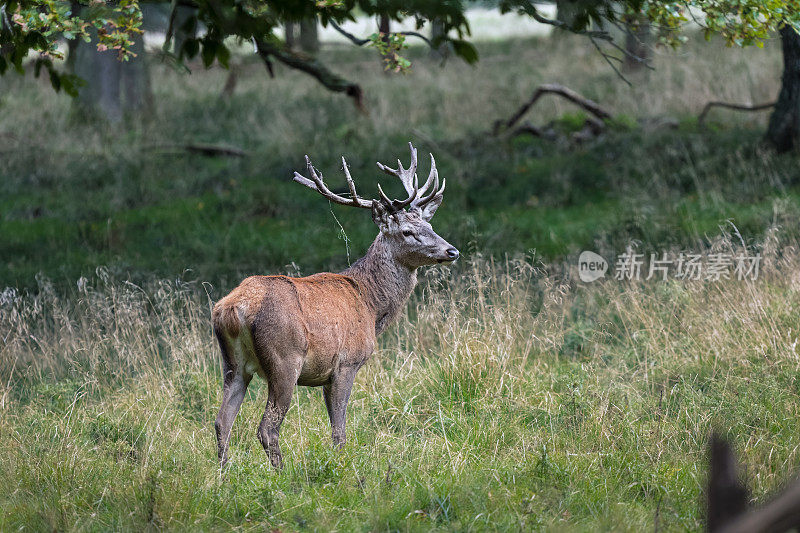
[2,1,799,147]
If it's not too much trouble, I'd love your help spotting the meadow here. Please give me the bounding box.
[2,29,800,531]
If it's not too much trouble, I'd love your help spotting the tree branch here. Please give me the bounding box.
[698,101,776,127]
[520,5,613,41]
[329,20,433,48]
[589,36,632,87]
[254,38,364,111]
[330,20,370,46]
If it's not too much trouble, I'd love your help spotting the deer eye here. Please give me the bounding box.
[402,229,414,237]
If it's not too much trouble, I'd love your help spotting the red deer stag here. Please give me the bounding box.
[211,143,459,469]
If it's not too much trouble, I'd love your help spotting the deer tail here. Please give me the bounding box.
[212,301,241,339]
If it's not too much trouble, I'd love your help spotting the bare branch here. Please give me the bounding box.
[494,83,613,135]
[518,5,613,42]
[698,101,776,128]
[254,38,364,111]
[396,31,432,47]
[330,20,370,46]
[603,36,654,71]
[329,20,433,48]
[589,37,632,87]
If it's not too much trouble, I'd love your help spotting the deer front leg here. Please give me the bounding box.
[215,369,252,467]
[258,373,295,470]
[323,367,358,448]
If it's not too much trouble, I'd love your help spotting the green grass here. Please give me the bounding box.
[1,30,800,531]
[3,251,800,531]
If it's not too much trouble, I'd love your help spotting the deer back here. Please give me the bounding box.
[213,274,376,381]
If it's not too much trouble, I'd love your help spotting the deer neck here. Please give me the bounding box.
[341,233,417,336]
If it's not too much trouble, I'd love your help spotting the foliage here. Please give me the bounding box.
[4,0,799,100]
[0,0,475,95]
[691,0,800,46]
[499,0,800,48]
[0,0,142,94]
[369,31,410,73]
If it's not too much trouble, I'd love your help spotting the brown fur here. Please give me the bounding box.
[212,273,375,386]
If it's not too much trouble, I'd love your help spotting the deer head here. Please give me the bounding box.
[293,142,459,268]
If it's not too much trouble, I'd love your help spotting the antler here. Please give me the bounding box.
[413,153,445,211]
[293,155,373,209]
[293,143,446,214]
[376,142,445,213]
[376,142,419,211]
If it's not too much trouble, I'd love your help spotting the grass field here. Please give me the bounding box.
[2,30,800,531]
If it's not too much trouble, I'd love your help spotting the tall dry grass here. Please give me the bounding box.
[2,226,799,530]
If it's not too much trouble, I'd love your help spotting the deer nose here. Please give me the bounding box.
[446,248,459,260]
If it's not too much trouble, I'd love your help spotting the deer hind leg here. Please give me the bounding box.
[258,364,299,470]
[215,363,252,467]
[214,331,253,467]
[323,366,359,448]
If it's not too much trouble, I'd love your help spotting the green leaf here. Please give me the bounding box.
[181,38,199,59]
[451,39,479,64]
[201,40,217,68]
[60,74,85,98]
[217,44,230,69]
[48,68,61,92]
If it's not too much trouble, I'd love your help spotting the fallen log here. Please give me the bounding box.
[494,83,612,136]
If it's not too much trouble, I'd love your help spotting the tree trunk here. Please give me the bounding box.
[70,22,152,122]
[378,15,391,70]
[766,26,800,152]
[172,5,197,56]
[623,13,650,72]
[299,17,319,55]
[378,15,390,37]
[285,22,298,50]
[72,32,123,122]
[554,0,580,33]
[429,18,450,61]
[121,31,153,114]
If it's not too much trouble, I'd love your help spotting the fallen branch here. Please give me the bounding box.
[494,83,612,136]
[511,120,557,140]
[143,143,247,157]
[698,101,776,128]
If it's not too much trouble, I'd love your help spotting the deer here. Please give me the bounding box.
[211,143,459,469]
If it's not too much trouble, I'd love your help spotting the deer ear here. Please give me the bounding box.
[372,201,390,228]
[417,193,443,222]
